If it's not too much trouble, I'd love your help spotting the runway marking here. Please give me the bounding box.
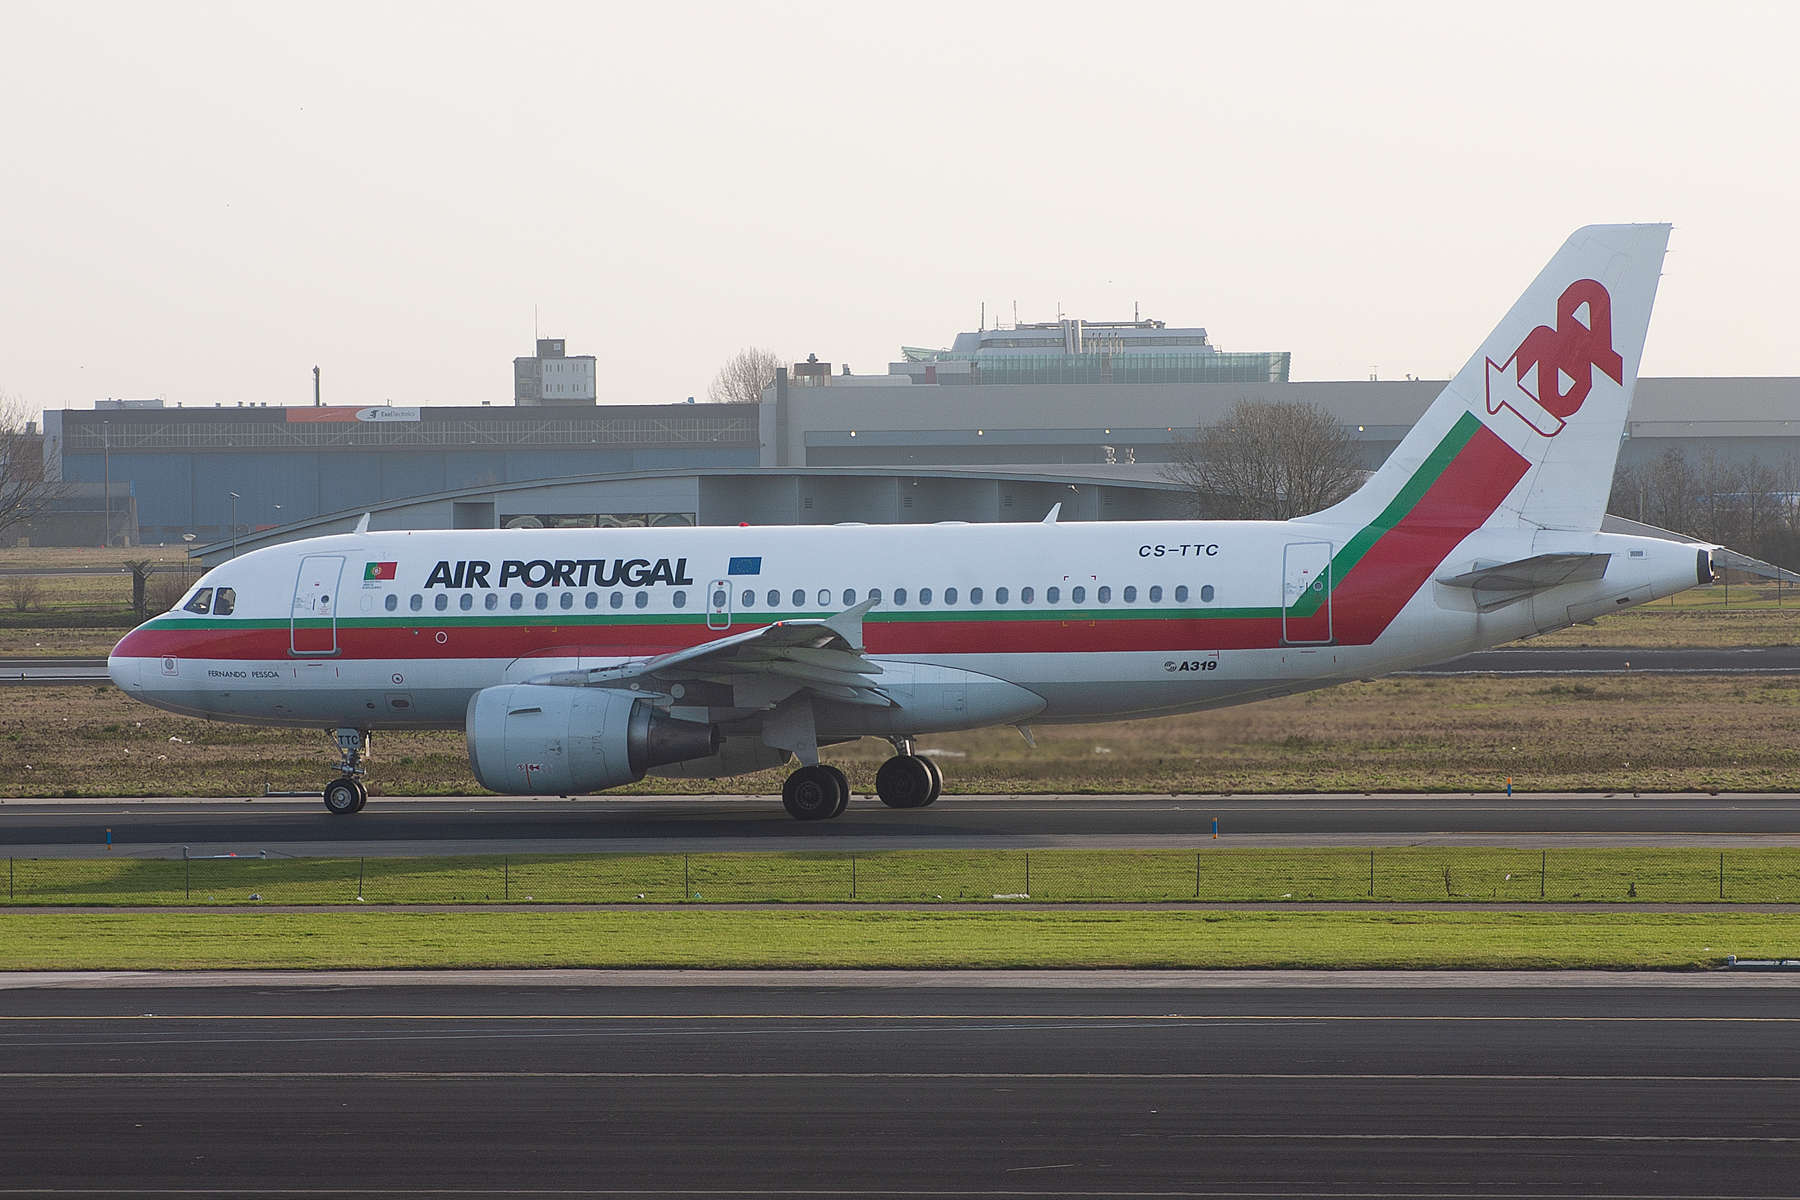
[1,1071,1799,1082]
[0,1191,1787,1199]
[5,1013,1800,1023]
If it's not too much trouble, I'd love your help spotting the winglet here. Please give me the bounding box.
[354,513,371,535]
[1042,503,1061,525]
[820,596,879,652]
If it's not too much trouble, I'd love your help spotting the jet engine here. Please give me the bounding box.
[466,684,720,795]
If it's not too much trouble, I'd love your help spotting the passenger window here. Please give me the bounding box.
[486,593,499,611]
[816,589,830,607]
[534,592,549,611]
[410,594,423,612]
[1149,585,1163,602]
[1021,586,1034,604]
[1175,585,1189,603]
[635,591,648,609]
[995,586,1008,604]
[672,590,686,609]
[1097,586,1111,603]
[1046,586,1059,604]
[385,593,398,612]
[612,592,625,609]
[893,587,907,605]
[742,589,755,607]
[509,592,524,610]
[1201,584,1215,602]
[1122,586,1136,603]
[944,587,958,605]
[1071,586,1086,604]
[843,589,856,606]
[585,592,598,609]
[766,589,779,607]
[434,593,449,611]
[919,587,932,605]
[560,592,574,610]
[459,593,474,611]
[969,587,982,604]
[792,589,805,607]
[868,587,882,603]
[212,587,235,615]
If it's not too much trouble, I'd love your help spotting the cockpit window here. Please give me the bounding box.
[184,588,213,614]
[212,587,236,616]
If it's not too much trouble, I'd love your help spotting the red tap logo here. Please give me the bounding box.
[1484,278,1623,437]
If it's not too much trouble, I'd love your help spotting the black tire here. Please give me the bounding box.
[821,764,852,817]
[351,780,369,812]
[323,778,362,816]
[875,755,935,809]
[920,755,943,806]
[781,765,845,821]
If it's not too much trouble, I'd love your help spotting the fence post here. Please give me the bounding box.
[1025,851,1031,896]
[684,853,689,900]
[1541,849,1546,900]
[9,856,12,902]
[504,856,509,902]
[1195,851,1201,899]
[851,854,857,900]
[1369,849,1375,898]
[183,846,190,902]
[1719,851,1725,901]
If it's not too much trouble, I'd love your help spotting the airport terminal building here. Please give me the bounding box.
[34,319,1800,558]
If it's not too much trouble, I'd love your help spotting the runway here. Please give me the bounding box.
[4,792,1799,857]
[5,644,1800,686]
[2,972,1798,1197]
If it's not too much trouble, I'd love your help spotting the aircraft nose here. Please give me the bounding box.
[108,629,146,691]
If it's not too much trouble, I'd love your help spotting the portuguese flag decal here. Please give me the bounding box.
[364,562,398,581]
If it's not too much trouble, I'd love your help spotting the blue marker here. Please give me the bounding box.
[105,827,112,850]
[1212,817,1219,840]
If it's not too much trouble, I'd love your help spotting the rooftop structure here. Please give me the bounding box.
[891,317,1291,385]
[513,337,597,405]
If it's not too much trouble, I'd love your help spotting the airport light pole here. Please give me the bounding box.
[101,422,110,548]
[229,493,240,559]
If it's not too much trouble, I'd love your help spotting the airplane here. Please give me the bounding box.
[109,223,1713,820]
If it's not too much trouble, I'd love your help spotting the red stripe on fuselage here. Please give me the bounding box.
[1330,422,1530,645]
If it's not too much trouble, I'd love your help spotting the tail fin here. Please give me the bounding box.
[1317,224,1669,533]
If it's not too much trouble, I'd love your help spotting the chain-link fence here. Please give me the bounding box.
[5,847,1799,906]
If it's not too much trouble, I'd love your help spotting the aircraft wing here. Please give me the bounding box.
[1436,552,1610,611]
[525,598,891,708]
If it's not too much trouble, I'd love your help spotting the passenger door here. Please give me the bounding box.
[706,579,732,630]
[291,555,345,656]
[1281,542,1333,645]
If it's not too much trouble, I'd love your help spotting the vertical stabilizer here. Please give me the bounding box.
[1316,224,1670,533]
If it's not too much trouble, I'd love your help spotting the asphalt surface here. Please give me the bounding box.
[0,656,111,685]
[3,973,1799,1197]
[5,793,1799,857]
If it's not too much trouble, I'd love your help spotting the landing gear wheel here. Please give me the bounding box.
[323,777,363,816]
[351,780,368,812]
[782,764,846,821]
[875,755,936,809]
[820,764,852,817]
[919,755,943,806]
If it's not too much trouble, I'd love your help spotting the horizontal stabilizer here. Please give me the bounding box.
[1711,548,1800,586]
[1437,552,1610,611]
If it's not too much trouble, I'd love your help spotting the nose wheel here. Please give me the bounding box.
[322,728,370,816]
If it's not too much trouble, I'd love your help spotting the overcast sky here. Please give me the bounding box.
[2,1,1796,415]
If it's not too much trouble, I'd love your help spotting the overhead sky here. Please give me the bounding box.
[2,1,1795,415]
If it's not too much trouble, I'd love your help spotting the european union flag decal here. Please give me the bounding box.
[728,556,762,576]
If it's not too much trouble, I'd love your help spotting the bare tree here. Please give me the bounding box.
[1161,399,1366,519]
[707,347,784,405]
[0,393,70,540]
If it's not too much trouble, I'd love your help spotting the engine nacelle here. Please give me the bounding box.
[466,684,720,795]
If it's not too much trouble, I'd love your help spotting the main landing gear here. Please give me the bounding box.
[323,728,369,816]
[778,739,942,821]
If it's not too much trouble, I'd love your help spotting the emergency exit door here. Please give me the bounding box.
[1281,542,1333,645]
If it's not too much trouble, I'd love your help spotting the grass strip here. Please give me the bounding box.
[9,848,1800,907]
[0,910,1790,971]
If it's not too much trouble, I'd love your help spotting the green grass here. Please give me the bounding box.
[0,909,1787,970]
[7,848,1798,906]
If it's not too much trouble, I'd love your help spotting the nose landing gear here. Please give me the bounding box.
[323,728,369,816]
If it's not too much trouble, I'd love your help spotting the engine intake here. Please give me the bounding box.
[466,684,720,795]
